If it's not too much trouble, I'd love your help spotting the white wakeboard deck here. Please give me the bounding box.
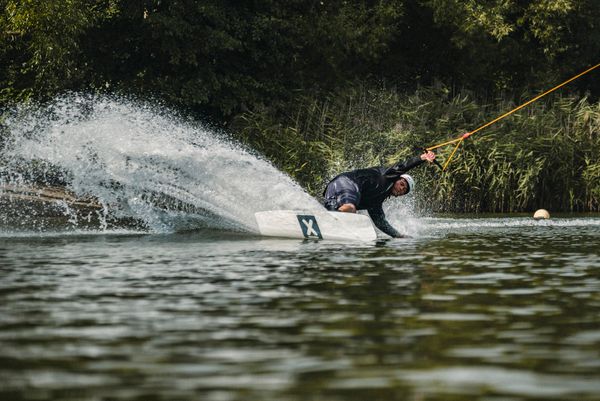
[255,210,377,241]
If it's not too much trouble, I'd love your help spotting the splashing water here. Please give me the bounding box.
[0,95,323,233]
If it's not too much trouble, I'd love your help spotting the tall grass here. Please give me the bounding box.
[233,83,600,212]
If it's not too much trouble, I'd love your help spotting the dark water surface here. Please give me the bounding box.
[2,217,600,401]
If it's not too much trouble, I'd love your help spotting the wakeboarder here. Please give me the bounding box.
[323,150,436,238]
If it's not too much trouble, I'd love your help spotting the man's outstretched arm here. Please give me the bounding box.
[386,151,436,175]
[367,206,404,238]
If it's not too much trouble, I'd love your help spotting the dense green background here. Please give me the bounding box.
[1,0,599,212]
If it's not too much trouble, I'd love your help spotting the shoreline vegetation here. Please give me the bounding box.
[1,1,599,213]
[233,84,600,213]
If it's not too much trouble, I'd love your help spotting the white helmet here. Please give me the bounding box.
[400,174,415,194]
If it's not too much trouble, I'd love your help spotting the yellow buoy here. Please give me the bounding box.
[533,209,550,220]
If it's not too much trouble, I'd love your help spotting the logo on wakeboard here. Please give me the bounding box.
[297,215,323,239]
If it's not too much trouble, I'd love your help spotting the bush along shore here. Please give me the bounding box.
[232,84,600,213]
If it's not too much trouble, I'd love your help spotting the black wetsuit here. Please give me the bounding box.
[323,156,424,237]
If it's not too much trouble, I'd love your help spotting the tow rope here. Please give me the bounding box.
[425,62,600,170]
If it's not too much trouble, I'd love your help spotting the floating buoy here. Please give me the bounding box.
[533,209,550,220]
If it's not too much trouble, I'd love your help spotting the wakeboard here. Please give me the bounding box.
[254,210,377,241]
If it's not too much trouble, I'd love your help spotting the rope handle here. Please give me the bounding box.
[414,146,444,170]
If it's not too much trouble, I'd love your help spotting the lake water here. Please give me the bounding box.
[2,216,600,401]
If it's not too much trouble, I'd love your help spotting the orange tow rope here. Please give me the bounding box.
[426,62,600,170]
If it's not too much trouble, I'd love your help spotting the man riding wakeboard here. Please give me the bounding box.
[323,150,436,238]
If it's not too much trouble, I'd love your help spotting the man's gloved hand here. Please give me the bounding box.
[420,150,436,163]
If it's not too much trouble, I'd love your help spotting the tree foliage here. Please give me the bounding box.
[0,0,118,101]
[3,0,598,113]
[420,0,599,91]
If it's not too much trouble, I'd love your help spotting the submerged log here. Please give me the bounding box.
[1,184,237,232]
[1,184,102,212]
[0,184,140,231]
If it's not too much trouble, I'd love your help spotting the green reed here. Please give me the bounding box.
[233,83,600,213]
